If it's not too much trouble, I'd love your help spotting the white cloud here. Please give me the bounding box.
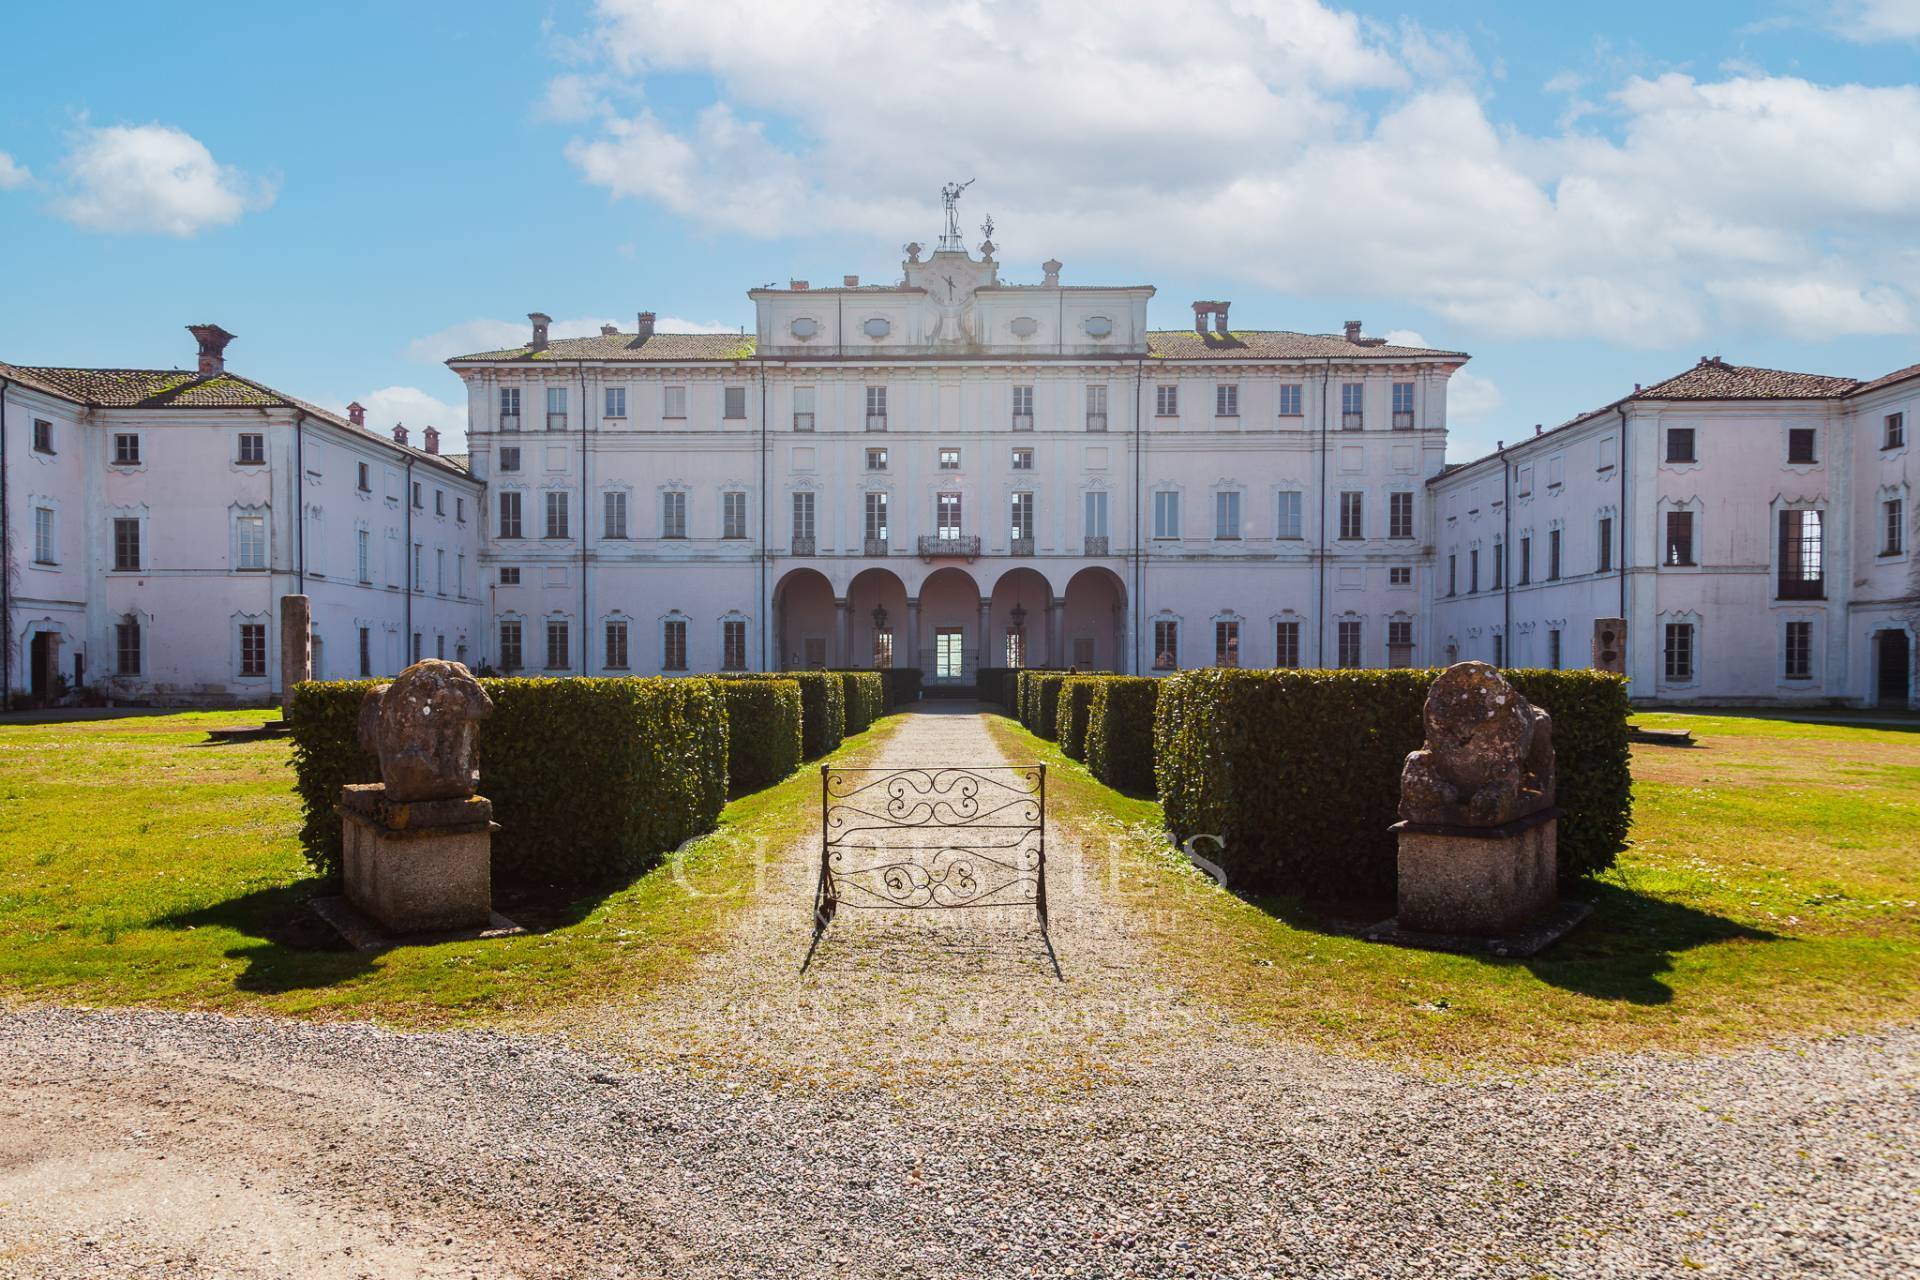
[51,123,275,236]
[535,72,610,123]
[0,152,30,190]
[1827,0,1920,41]
[339,386,470,450]
[547,0,1920,347]
[407,314,740,362]
[1447,371,1505,424]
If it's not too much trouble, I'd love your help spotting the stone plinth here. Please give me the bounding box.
[340,783,495,934]
[1393,808,1559,936]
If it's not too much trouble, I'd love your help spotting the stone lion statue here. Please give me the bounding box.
[1399,661,1554,827]
[357,659,493,802]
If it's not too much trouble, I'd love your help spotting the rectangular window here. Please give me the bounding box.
[866,385,888,430]
[1152,490,1181,539]
[499,387,521,427]
[544,490,570,539]
[1493,633,1505,668]
[411,481,422,509]
[113,432,140,465]
[237,433,265,465]
[1212,620,1240,667]
[936,492,962,539]
[1012,385,1034,430]
[1664,622,1694,683]
[1469,548,1480,594]
[1011,447,1034,470]
[1665,427,1696,463]
[1086,384,1108,431]
[1215,383,1238,417]
[1155,384,1178,417]
[723,386,747,420]
[661,491,687,539]
[499,566,521,585]
[1447,554,1457,597]
[1276,491,1303,540]
[1010,491,1034,542]
[1005,628,1026,670]
[1388,491,1413,539]
[436,634,446,661]
[1886,499,1905,555]
[1516,464,1532,497]
[1518,535,1532,584]
[412,633,423,664]
[33,506,55,564]
[434,489,445,516]
[358,626,372,678]
[1545,629,1560,670]
[1778,508,1825,598]
[239,623,267,677]
[939,447,961,470]
[499,620,523,672]
[456,497,465,523]
[412,542,422,591]
[1153,620,1178,670]
[1887,412,1907,450]
[722,490,748,539]
[1084,490,1108,539]
[1337,619,1362,668]
[1598,516,1614,572]
[546,386,568,430]
[605,620,629,670]
[498,447,520,473]
[358,461,372,490]
[1787,427,1816,464]
[357,529,371,582]
[1548,528,1562,580]
[436,549,446,594]
[875,630,894,669]
[792,491,815,543]
[1391,381,1414,429]
[663,619,687,671]
[1388,619,1414,668]
[1784,620,1813,679]
[1214,490,1241,539]
[456,552,465,596]
[1341,382,1364,430]
[604,490,628,539]
[866,491,890,544]
[113,517,141,572]
[1491,542,1504,588]
[545,619,569,670]
[793,385,816,432]
[1339,491,1363,540]
[722,620,747,670]
[498,491,523,539]
[663,385,687,419]
[1275,621,1301,668]
[866,447,888,471]
[605,387,626,418]
[1278,384,1303,417]
[1390,565,1412,587]
[32,418,53,453]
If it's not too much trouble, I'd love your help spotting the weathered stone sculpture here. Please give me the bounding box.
[1385,662,1568,947]
[339,660,497,935]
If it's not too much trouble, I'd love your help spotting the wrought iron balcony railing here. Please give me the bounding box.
[1084,535,1110,556]
[918,534,981,560]
[1393,411,1414,430]
[1009,536,1034,556]
[866,413,888,432]
[1011,413,1034,432]
[1085,413,1107,432]
[497,414,520,432]
[1341,412,1365,431]
[791,534,816,556]
[547,413,569,431]
[793,412,814,432]
[864,537,890,556]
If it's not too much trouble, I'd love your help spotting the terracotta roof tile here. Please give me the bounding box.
[449,332,757,363]
[1850,360,1920,397]
[1632,358,1859,401]
[1145,330,1465,360]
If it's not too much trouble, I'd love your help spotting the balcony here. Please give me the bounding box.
[792,535,816,556]
[793,412,815,433]
[1084,535,1110,556]
[864,537,890,556]
[1011,413,1034,432]
[498,414,521,432]
[918,534,981,561]
[866,413,888,432]
[1341,412,1365,431]
[546,413,568,431]
[1393,411,1415,430]
[1085,413,1107,432]
[1777,576,1824,601]
[1010,536,1034,556]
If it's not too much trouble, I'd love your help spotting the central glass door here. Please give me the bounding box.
[935,628,964,680]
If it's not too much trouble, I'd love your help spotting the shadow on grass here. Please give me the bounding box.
[1643,706,1920,734]
[1248,879,1777,1006]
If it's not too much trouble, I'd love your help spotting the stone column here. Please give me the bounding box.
[279,594,311,712]
[977,597,992,670]
[906,598,921,670]
[835,598,852,667]
[1048,599,1066,667]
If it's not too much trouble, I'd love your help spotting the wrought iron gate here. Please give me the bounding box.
[804,764,1059,977]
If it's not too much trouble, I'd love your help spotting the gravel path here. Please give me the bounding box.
[3,704,1916,1278]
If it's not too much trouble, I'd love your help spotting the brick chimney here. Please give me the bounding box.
[636,311,656,339]
[187,323,237,374]
[346,401,366,428]
[423,426,440,455]
[843,275,860,287]
[1193,302,1209,335]
[1215,301,1230,335]
[528,312,551,351]
[1344,320,1363,343]
[393,423,409,446]
[1042,259,1062,286]
[600,323,619,337]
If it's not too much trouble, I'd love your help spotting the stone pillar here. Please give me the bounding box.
[977,598,992,670]
[835,598,852,667]
[279,594,311,711]
[1048,599,1066,667]
[906,598,921,671]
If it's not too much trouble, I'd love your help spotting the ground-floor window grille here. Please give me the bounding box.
[546,620,569,670]
[1214,620,1239,667]
[1337,619,1362,669]
[1549,629,1562,670]
[1387,619,1413,668]
[874,631,893,669]
[1006,629,1025,669]
[663,619,688,671]
[116,618,141,676]
[722,620,748,671]
[1275,621,1301,668]
[605,620,629,670]
[1784,620,1813,679]
[240,623,267,678]
[1153,620,1179,670]
[1664,623,1694,683]
[499,621,522,672]
[359,627,372,677]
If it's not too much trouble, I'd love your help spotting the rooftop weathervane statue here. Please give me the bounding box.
[938,179,974,251]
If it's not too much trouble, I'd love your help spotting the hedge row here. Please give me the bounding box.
[289,676,728,892]
[975,667,1018,712]
[1055,677,1100,761]
[1016,671,1072,737]
[829,670,886,735]
[881,667,922,708]
[1155,668,1630,901]
[1084,677,1161,795]
[779,671,847,759]
[718,678,804,797]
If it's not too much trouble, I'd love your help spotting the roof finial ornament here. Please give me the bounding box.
[938,179,974,252]
[978,213,995,260]
[903,241,923,264]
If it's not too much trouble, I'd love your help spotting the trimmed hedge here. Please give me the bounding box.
[976,667,1017,711]
[779,671,846,759]
[881,667,922,708]
[1018,671,1071,738]
[1085,676,1160,795]
[830,670,886,735]
[1056,676,1101,760]
[288,676,729,892]
[718,677,804,797]
[1155,668,1630,902]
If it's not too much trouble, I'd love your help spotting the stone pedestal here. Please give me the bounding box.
[1394,809,1559,935]
[340,783,495,934]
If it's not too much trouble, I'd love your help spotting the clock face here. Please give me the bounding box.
[789,317,819,340]
[863,316,892,339]
[1084,315,1114,339]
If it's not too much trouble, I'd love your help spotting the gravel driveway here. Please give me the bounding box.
[2,704,1914,1278]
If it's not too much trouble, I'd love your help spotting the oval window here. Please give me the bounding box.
[789,317,819,340]
[1010,316,1039,338]
[863,316,892,339]
[1084,315,1114,339]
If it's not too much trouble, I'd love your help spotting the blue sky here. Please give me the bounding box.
[2,0,1917,461]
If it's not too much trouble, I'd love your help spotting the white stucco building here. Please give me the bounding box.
[447,229,1463,686]
[1429,357,1918,708]
[1,326,484,706]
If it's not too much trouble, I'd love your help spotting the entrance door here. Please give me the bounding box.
[935,628,964,680]
[1877,629,1912,706]
[28,633,57,703]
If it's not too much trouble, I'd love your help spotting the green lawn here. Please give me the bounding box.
[986,710,1920,1066]
[0,710,903,1025]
